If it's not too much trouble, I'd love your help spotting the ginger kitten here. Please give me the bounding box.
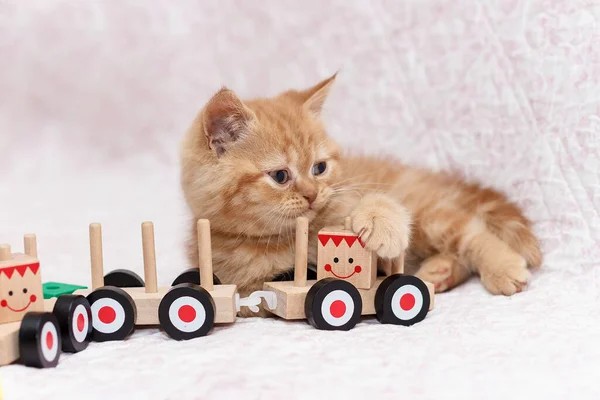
[179,74,542,317]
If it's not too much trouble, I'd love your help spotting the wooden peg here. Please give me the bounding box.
[0,244,11,262]
[293,217,309,287]
[24,234,37,258]
[197,219,214,291]
[141,222,158,293]
[89,223,105,290]
[391,253,405,275]
[344,216,351,230]
[381,258,392,276]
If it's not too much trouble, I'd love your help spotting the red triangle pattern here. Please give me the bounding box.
[29,263,40,274]
[0,263,40,279]
[318,235,329,247]
[1,267,15,279]
[16,265,29,277]
[318,234,365,248]
[345,236,358,248]
[331,236,344,246]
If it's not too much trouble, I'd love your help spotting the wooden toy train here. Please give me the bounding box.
[262,217,434,330]
[0,217,435,368]
[0,235,92,368]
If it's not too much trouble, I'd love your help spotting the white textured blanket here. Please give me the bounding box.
[1,1,599,399]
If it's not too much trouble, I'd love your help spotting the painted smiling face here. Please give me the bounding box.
[0,257,44,324]
[317,225,377,289]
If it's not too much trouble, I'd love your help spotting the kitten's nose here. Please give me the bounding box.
[303,192,317,206]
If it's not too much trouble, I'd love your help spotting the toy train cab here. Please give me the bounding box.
[258,217,435,330]
[0,234,92,368]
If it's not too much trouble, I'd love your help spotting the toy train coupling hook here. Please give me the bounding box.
[235,291,277,313]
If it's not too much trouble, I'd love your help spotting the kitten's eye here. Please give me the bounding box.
[8,291,13,296]
[348,258,354,264]
[23,288,27,294]
[333,257,339,263]
[269,169,290,185]
[312,161,327,176]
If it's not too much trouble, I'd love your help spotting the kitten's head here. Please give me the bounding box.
[181,74,341,235]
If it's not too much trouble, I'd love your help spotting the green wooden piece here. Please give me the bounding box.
[43,282,88,299]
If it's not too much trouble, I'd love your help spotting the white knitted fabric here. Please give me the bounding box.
[1,1,599,399]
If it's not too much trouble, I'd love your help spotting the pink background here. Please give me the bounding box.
[1,1,599,399]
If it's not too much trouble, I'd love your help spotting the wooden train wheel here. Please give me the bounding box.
[87,287,136,342]
[158,283,215,340]
[375,274,430,326]
[103,269,145,288]
[19,312,62,368]
[171,268,221,286]
[305,278,362,331]
[53,294,93,352]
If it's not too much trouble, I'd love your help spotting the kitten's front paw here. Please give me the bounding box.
[416,254,473,293]
[350,193,411,259]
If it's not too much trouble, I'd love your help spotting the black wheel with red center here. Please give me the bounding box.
[158,283,215,340]
[52,294,93,352]
[86,287,136,342]
[304,278,362,331]
[375,274,430,326]
[19,312,62,368]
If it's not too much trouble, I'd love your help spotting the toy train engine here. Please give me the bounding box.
[0,234,92,368]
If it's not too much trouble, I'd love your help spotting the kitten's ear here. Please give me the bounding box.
[202,88,256,158]
[295,72,337,117]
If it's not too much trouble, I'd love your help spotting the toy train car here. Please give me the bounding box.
[73,221,239,341]
[0,235,92,368]
[260,217,435,330]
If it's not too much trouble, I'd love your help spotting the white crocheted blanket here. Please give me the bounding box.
[1,1,599,399]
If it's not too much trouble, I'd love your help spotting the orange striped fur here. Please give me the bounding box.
[180,74,542,316]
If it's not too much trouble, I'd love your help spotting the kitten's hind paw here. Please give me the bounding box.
[479,257,531,296]
[350,193,411,259]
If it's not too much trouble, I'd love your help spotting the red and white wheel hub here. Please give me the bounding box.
[71,303,90,343]
[91,297,126,334]
[40,321,59,362]
[320,290,355,327]
[390,284,424,321]
[167,296,206,333]
[158,284,216,340]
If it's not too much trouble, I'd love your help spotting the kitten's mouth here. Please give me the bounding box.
[324,264,362,279]
[296,208,317,220]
